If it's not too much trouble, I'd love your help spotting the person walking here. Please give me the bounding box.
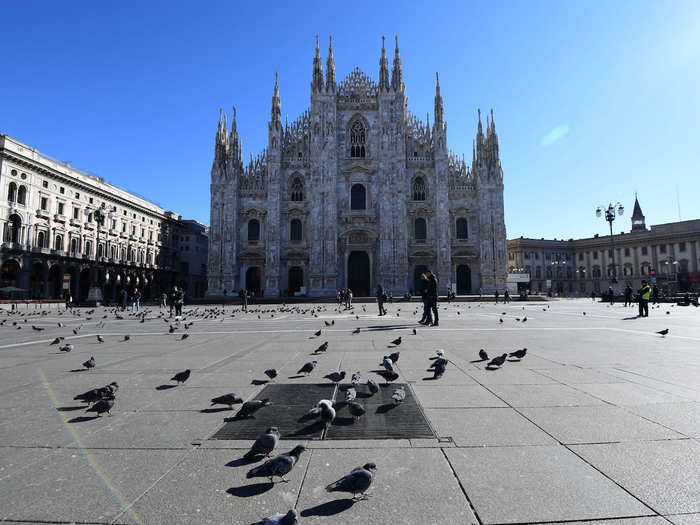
[418,273,431,325]
[494,290,499,304]
[131,288,141,312]
[160,292,167,309]
[345,288,353,309]
[503,289,510,304]
[239,289,248,312]
[608,286,615,305]
[638,280,651,317]
[426,270,439,326]
[376,284,388,316]
[624,285,633,307]
[651,285,660,304]
[591,290,596,301]
[120,288,128,311]
[169,286,177,317]
[174,286,184,317]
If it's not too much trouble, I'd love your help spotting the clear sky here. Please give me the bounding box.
[2,0,699,239]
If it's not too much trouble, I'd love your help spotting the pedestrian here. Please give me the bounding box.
[376,284,388,316]
[591,290,596,301]
[504,289,510,304]
[174,286,184,317]
[345,288,353,309]
[388,291,393,303]
[120,288,128,311]
[239,289,248,312]
[161,292,167,309]
[479,287,483,299]
[169,286,177,317]
[638,280,651,317]
[495,290,499,303]
[624,285,633,307]
[651,285,660,304]
[608,286,615,305]
[131,287,141,312]
[425,270,439,326]
[418,273,431,325]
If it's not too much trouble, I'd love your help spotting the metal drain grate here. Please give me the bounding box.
[325,383,434,440]
[209,382,434,441]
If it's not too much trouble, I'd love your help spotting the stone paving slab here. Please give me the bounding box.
[486,382,607,407]
[412,384,508,408]
[626,402,700,438]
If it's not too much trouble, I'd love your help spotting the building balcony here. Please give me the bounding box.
[109,229,118,237]
[51,249,68,257]
[69,218,82,227]
[120,232,128,239]
[53,214,67,223]
[36,209,50,219]
[84,223,95,231]
[129,234,137,241]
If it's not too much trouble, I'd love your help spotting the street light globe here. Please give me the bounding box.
[596,207,602,218]
[617,205,624,216]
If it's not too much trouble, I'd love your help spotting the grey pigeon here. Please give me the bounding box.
[381,357,394,372]
[123,335,130,342]
[366,379,379,395]
[430,357,448,369]
[347,401,366,421]
[171,369,190,384]
[50,337,64,345]
[246,445,306,483]
[325,462,377,499]
[244,427,280,458]
[378,370,399,383]
[657,328,669,337]
[488,353,508,367]
[314,329,322,337]
[390,336,402,346]
[324,371,346,383]
[509,348,527,359]
[351,371,362,385]
[479,349,488,361]
[257,509,298,525]
[392,386,406,404]
[60,344,73,352]
[74,388,102,404]
[345,387,357,402]
[210,393,243,409]
[86,398,114,417]
[264,368,278,380]
[32,325,44,331]
[238,398,271,418]
[180,333,189,341]
[320,402,336,428]
[297,361,317,375]
[82,356,95,370]
[388,351,400,363]
[96,335,104,343]
[412,328,417,335]
[352,327,360,334]
[315,341,328,353]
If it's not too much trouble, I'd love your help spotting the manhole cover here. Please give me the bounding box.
[209,383,434,441]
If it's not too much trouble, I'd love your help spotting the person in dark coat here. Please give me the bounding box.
[425,270,439,326]
[418,273,432,325]
[375,284,387,316]
[120,288,128,311]
[624,285,633,306]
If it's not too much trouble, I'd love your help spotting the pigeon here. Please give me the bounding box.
[72,328,79,335]
[171,369,191,384]
[31,325,45,331]
[82,356,96,370]
[351,371,362,385]
[314,329,322,337]
[347,401,366,421]
[74,388,103,404]
[180,333,189,341]
[433,360,446,379]
[123,335,130,342]
[264,369,278,380]
[656,329,669,337]
[388,351,400,363]
[238,398,271,418]
[50,337,64,345]
[488,353,508,367]
[96,335,104,343]
[257,509,298,525]
[499,318,504,323]
[478,349,489,360]
[509,348,527,359]
[244,427,280,458]
[59,343,73,352]
[246,445,306,483]
[345,387,357,402]
[324,371,346,383]
[169,325,175,333]
[297,361,317,375]
[324,320,331,327]
[412,328,417,335]
[378,370,399,383]
[326,462,376,500]
[381,357,394,372]
[366,379,379,395]
[522,317,527,322]
[315,341,329,353]
[320,402,336,428]
[392,386,406,404]
[352,327,361,334]
[86,398,114,417]
[57,322,63,327]
[210,393,243,409]
[390,336,402,346]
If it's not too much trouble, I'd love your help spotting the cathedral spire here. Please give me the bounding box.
[631,194,646,231]
[391,35,403,91]
[434,72,444,127]
[271,72,281,124]
[214,108,227,164]
[325,35,336,91]
[312,35,324,93]
[379,35,389,91]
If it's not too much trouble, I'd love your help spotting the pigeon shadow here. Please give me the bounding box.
[57,406,85,412]
[356,392,373,399]
[469,359,488,363]
[225,457,259,468]
[226,482,274,498]
[68,369,88,373]
[622,316,639,320]
[156,384,177,390]
[288,374,305,379]
[506,358,522,362]
[422,376,439,381]
[200,407,232,413]
[68,415,99,423]
[485,365,502,371]
[301,498,355,517]
[376,403,397,414]
[297,412,319,423]
[332,416,355,426]
[291,420,325,436]
[251,379,268,385]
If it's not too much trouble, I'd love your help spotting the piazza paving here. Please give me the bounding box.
[0,298,698,524]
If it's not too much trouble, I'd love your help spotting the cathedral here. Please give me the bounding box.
[206,36,507,298]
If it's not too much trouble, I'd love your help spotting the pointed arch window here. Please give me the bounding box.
[350,120,366,158]
[350,184,366,210]
[290,218,302,241]
[17,186,27,205]
[456,218,468,239]
[54,234,63,251]
[248,219,260,242]
[7,182,17,202]
[414,218,427,241]
[37,231,46,248]
[290,177,304,201]
[412,177,426,201]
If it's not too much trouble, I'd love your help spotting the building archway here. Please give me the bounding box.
[246,267,262,295]
[288,266,303,294]
[48,265,63,298]
[456,264,472,294]
[79,268,91,303]
[0,260,21,288]
[29,262,46,299]
[413,265,429,294]
[348,251,370,296]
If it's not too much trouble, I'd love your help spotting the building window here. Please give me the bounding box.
[349,120,366,158]
[524,252,530,260]
[679,242,686,252]
[350,184,366,210]
[592,266,601,278]
[456,218,468,239]
[85,240,92,256]
[659,244,667,254]
[412,177,426,201]
[535,252,540,260]
[290,219,302,241]
[6,214,22,243]
[248,219,260,241]
[624,247,630,257]
[290,177,304,201]
[17,186,27,205]
[535,267,541,278]
[37,231,46,248]
[414,218,427,241]
[546,267,552,278]
[59,187,65,194]
[593,251,598,260]
[578,253,584,261]
[641,246,648,255]
[42,180,48,188]
[70,238,78,254]
[57,202,64,215]
[75,192,80,199]
[73,207,79,219]
[40,197,48,211]
[545,253,551,260]
[7,182,17,202]
[54,234,63,251]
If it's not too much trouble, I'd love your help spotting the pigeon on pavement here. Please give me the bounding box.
[257,509,298,525]
[297,361,317,375]
[82,356,96,370]
[320,402,336,428]
[657,328,669,337]
[366,379,379,395]
[509,348,527,359]
[238,398,271,418]
[381,357,394,372]
[324,371,346,383]
[50,337,64,345]
[345,387,357,402]
[60,344,73,352]
[392,386,406,404]
[244,427,280,458]
[264,369,278,380]
[171,369,191,384]
[351,371,362,385]
[390,336,402,346]
[210,393,243,409]
[347,401,365,421]
[86,398,114,417]
[478,349,489,360]
[314,341,329,353]
[488,353,508,367]
[314,329,322,337]
[388,351,400,363]
[246,445,306,483]
[97,335,104,343]
[326,463,377,500]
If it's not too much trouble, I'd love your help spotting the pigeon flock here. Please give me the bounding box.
[0,295,682,524]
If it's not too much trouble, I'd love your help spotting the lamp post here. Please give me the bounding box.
[595,203,624,284]
[84,203,115,306]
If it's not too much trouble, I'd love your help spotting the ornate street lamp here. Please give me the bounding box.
[595,202,624,283]
[84,203,115,305]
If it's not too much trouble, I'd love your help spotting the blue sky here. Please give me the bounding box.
[2,1,699,239]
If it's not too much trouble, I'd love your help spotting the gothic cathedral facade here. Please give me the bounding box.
[207,37,507,298]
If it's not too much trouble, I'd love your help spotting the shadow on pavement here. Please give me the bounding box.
[225,457,259,468]
[226,482,274,497]
[300,499,355,517]
[57,406,84,412]
[68,415,99,423]
[200,407,233,414]
[155,384,177,390]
